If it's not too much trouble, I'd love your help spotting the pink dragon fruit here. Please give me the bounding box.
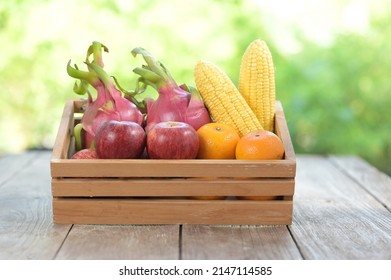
[129,47,211,133]
[67,42,143,149]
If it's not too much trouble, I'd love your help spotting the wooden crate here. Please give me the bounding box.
[50,99,296,225]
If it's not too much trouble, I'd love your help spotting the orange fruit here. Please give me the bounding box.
[187,177,226,200]
[196,123,240,159]
[237,196,279,200]
[190,196,226,200]
[235,130,285,160]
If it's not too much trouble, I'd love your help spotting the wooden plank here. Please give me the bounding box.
[53,199,292,225]
[0,151,71,259]
[52,178,295,197]
[55,225,179,260]
[290,155,391,259]
[0,197,70,260]
[275,101,296,161]
[181,225,302,259]
[51,159,296,178]
[330,155,391,210]
[0,152,37,188]
[51,99,74,160]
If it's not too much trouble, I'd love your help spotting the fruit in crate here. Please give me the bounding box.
[71,149,98,159]
[237,195,279,201]
[194,60,263,137]
[67,42,144,150]
[239,39,276,132]
[66,39,286,163]
[124,47,211,133]
[188,177,226,200]
[196,123,240,159]
[190,196,225,200]
[147,121,199,159]
[235,130,284,160]
[95,120,146,159]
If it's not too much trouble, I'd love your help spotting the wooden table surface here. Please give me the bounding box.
[0,151,390,260]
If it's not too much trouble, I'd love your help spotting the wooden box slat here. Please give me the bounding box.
[50,99,296,225]
[52,199,293,225]
[51,159,296,178]
[51,178,295,197]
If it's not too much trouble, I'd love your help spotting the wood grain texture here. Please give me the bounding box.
[53,199,292,225]
[330,156,391,210]
[51,99,74,160]
[181,225,302,260]
[52,178,294,197]
[0,151,71,259]
[4,149,391,260]
[0,152,37,188]
[55,225,179,260]
[290,155,391,259]
[51,159,296,178]
[275,101,295,161]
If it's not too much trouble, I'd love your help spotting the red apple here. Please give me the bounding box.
[147,121,199,159]
[95,120,146,159]
[71,149,98,159]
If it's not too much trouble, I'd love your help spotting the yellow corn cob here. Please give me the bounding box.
[239,39,276,132]
[194,60,263,137]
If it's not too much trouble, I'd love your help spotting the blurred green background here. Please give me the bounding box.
[0,0,390,174]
